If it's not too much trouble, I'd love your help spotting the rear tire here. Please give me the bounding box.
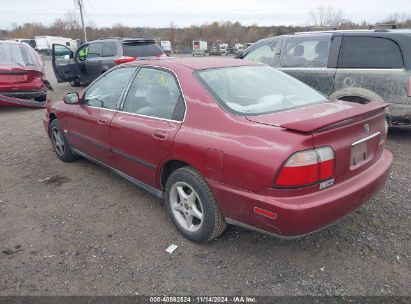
[164,167,226,243]
[49,119,78,162]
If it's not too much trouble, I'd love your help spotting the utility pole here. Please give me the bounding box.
[75,0,87,42]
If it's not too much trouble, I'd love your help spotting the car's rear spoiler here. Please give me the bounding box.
[280,102,388,133]
[0,94,47,108]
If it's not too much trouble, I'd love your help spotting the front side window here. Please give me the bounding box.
[122,68,184,120]
[83,67,135,109]
[337,37,403,69]
[244,38,280,65]
[280,35,332,68]
[197,65,326,116]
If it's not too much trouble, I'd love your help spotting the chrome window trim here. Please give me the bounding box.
[83,105,118,112]
[351,132,381,146]
[118,64,187,123]
[114,110,183,123]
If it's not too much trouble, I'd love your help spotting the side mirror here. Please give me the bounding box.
[63,92,80,104]
[64,54,70,60]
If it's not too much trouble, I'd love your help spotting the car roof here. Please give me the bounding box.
[125,57,261,71]
[92,37,156,43]
[293,29,411,36]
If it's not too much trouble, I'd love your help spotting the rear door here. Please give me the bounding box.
[110,67,185,188]
[278,34,336,96]
[335,36,408,104]
[52,44,78,83]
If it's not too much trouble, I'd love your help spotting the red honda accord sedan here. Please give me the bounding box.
[43,58,393,242]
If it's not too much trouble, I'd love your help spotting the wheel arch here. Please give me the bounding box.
[47,112,58,137]
[159,159,196,190]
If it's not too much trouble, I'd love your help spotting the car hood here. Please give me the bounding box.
[245,101,388,133]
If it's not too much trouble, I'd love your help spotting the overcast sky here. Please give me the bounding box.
[1,0,409,29]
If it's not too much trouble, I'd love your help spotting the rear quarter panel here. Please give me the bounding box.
[171,67,314,193]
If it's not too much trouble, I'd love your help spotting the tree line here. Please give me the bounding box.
[1,7,410,49]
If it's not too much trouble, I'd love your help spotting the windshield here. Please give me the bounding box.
[196,65,327,115]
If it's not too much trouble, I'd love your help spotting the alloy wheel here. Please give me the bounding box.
[51,126,65,157]
[169,182,204,233]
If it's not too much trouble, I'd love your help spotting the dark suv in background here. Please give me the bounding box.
[237,30,411,125]
[51,37,165,87]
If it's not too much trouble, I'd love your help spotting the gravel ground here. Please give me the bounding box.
[0,60,410,296]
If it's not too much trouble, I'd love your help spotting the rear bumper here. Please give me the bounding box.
[208,150,393,237]
[387,103,411,125]
[0,90,47,99]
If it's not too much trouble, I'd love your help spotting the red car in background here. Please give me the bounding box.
[43,58,393,243]
[0,41,48,103]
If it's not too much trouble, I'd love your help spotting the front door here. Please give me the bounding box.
[66,66,136,165]
[110,67,186,188]
[52,44,77,83]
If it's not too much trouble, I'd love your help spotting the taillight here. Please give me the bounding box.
[408,76,411,97]
[114,56,136,64]
[157,53,166,58]
[275,147,335,188]
[26,70,42,81]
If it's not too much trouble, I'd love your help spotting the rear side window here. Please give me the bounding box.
[122,42,163,58]
[87,42,103,58]
[122,68,184,120]
[102,42,117,57]
[338,37,403,69]
[280,35,332,68]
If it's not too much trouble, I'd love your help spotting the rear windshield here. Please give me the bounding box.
[122,42,163,57]
[196,65,326,116]
[0,42,43,71]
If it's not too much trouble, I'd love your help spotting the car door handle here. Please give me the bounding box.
[152,130,168,140]
[98,118,108,125]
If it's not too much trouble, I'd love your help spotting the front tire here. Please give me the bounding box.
[165,167,226,243]
[49,119,78,162]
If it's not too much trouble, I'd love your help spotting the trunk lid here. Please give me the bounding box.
[246,101,388,184]
[0,65,28,84]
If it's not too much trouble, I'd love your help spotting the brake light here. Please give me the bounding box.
[114,56,136,64]
[26,70,42,81]
[408,76,411,97]
[275,147,335,188]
